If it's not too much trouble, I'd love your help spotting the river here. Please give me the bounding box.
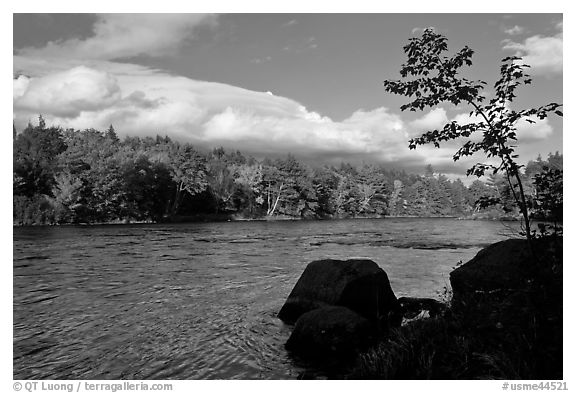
[13,218,521,379]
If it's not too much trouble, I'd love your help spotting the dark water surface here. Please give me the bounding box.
[13,218,520,379]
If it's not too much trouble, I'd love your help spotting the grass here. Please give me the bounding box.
[351,315,528,379]
[351,305,561,379]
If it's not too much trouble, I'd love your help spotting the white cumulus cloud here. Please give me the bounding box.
[12,59,436,167]
[516,117,553,141]
[14,66,122,118]
[504,25,525,35]
[409,108,449,135]
[502,32,563,75]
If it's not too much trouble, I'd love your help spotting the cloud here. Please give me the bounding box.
[13,57,557,176]
[14,66,122,118]
[282,19,298,28]
[200,106,454,170]
[307,37,318,50]
[502,32,562,75]
[504,25,525,35]
[13,75,30,101]
[12,60,310,131]
[250,56,272,64]
[411,26,436,35]
[409,108,449,135]
[17,14,217,61]
[282,37,318,54]
[13,59,435,168]
[556,21,563,31]
[516,117,553,141]
[12,15,558,176]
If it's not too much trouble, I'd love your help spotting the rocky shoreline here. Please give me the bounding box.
[278,236,563,379]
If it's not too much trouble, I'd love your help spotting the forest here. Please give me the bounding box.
[13,117,563,226]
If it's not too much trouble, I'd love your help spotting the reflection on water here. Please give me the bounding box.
[13,218,519,379]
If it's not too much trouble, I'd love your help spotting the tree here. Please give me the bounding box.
[436,174,455,215]
[49,170,84,223]
[424,164,435,178]
[105,124,119,143]
[332,172,359,217]
[274,155,318,218]
[383,28,562,242]
[87,157,127,222]
[13,116,67,197]
[261,163,286,217]
[355,165,389,216]
[312,167,339,218]
[524,152,563,209]
[168,144,208,216]
[449,178,469,215]
[525,154,546,179]
[206,152,236,214]
[546,151,563,170]
[532,166,562,236]
[121,155,173,221]
[485,173,516,213]
[58,128,118,170]
[467,179,492,212]
[387,179,405,216]
[232,163,263,216]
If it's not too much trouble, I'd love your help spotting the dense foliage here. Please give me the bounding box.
[13,119,562,226]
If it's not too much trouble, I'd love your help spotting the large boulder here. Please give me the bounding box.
[278,259,400,328]
[285,306,375,358]
[450,239,533,302]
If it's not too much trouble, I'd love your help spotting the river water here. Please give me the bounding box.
[13,218,520,379]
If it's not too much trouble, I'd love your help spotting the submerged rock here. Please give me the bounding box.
[278,259,400,328]
[285,306,375,358]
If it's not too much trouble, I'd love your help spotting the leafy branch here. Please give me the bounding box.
[383,28,562,243]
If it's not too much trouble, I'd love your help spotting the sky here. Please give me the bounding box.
[12,13,563,179]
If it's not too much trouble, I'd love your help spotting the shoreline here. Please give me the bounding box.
[349,235,562,379]
[13,214,519,227]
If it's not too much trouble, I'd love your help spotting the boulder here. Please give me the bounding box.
[450,239,533,302]
[278,259,400,328]
[285,306,375,357]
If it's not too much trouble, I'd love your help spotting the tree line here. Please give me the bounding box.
[13,117,562,225]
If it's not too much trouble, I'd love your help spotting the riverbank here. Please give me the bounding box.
[348,235,563,379]
[14,212,516,227]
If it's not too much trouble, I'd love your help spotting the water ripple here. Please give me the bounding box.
[13,218,517,379]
